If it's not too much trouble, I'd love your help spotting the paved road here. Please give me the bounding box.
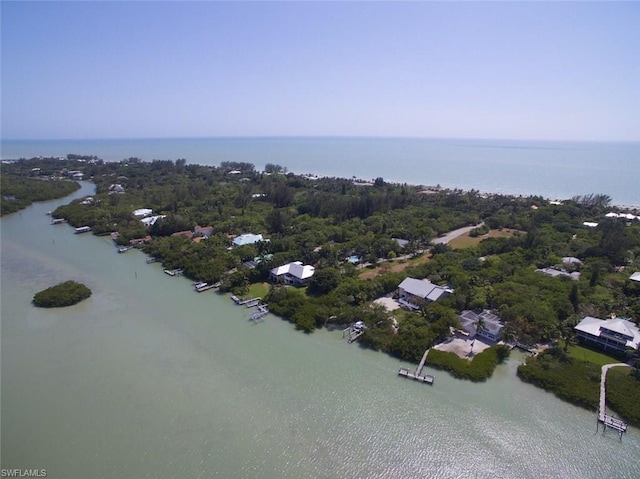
[432,223,484,244]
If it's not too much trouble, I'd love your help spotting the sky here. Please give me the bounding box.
[1,1,639,142]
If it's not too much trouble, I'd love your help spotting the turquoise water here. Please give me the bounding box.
[1,185,639,478]
[2,137,639,205]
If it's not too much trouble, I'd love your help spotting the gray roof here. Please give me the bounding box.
[457,310,504,336]
[398,277,452,300]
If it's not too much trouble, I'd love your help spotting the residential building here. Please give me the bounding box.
[269,261,315,286]
[457,310,504,342]
[232,233,265,247]
[397,277,453,311]
[574,316,640,354]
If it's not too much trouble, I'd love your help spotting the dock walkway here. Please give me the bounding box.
[398,349,434,385]
[231,295,261,306]
[597,363,630,438]
[249,304,269,322]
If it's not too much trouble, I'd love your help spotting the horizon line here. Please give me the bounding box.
[2,134,639,144]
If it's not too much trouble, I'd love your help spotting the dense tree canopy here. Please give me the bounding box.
[33,280,92,308]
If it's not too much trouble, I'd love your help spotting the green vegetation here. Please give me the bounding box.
[517,349,640,426]
[1,174,80,215]
[4,155,640,388]
[517,349,600,410]
[426,345,511,382]
[33,280,92,308]
[567,344,620,367]
[607,368,640,426]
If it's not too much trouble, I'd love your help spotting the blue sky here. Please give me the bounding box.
[2,1,639,141]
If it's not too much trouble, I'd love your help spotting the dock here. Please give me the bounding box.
[74,226,92,234]
[398,349,434,385]
[51,218,67,225]
[118,246,132,253]
[164,268,184,276]
[194,282,218,292]
[146,256,159,264]
[249,304,269,322]
[342,321,366,343]
[231,295,261,306]
[596,363,630,439]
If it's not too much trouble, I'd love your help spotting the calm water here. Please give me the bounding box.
[1,185,639,478]
[2,137,639,206]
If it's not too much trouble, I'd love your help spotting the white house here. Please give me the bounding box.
[629,272,640,283]
[397,277,453,311]
[457,310,504,342]
[232,233,265,247]
[269,261,315,286]
[140,215,166,227]
[133,208,153,218]
[574,316,640,354]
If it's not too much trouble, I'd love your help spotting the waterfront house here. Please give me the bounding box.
[457,310,504,342]
[269,261,315,286]
[574,316,640,355]
[397,277,453,311]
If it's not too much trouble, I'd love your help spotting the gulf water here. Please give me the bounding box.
[2,184,639,478]
[2,137,639,206]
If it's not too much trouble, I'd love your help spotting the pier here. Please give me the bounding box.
[596,363,630,439]
[74,226,92,234]
[51,218,67,225]
[164,268,184,276]
[231,295,261,306]
[342,322,366,343]
[398,349,434,385]
[249,304,269,322]
[194,282,218,292]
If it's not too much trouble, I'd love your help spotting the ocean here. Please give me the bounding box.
[1,136,639,206]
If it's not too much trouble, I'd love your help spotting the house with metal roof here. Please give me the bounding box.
[574,316,640,354]
[232,233,266,247]
[269,261,315,286]
[457,310,504,342]
[397,277,453,311]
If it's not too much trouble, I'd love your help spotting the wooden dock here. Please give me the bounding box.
[231,295,261,306]
[249,304,269,322]
[596,363,630,438]
[398,349,434,385]
[194,282,218,292]
[164,268,184,276]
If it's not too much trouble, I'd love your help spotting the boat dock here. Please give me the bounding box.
[249,304,269,322]
[343,321,366,343]
[596,363,630,439]
[194,282,218,292]
[146,256,159,264]
[74,226,92,234]
[231,295,261,306]
[118,246,132,253]
[164,268,184,276]
[398,349,434,385]
[51,218,67,225]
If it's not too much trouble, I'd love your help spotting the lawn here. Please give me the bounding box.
[247,282,270,299]
[358,253,431,280]
[567,344,622,366]
[448,229,522,249]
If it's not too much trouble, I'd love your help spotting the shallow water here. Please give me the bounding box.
[1,184,639,478]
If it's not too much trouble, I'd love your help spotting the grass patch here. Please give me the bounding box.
[247,282,269,299]
[567,344,621,367]
[448,229,521,249]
